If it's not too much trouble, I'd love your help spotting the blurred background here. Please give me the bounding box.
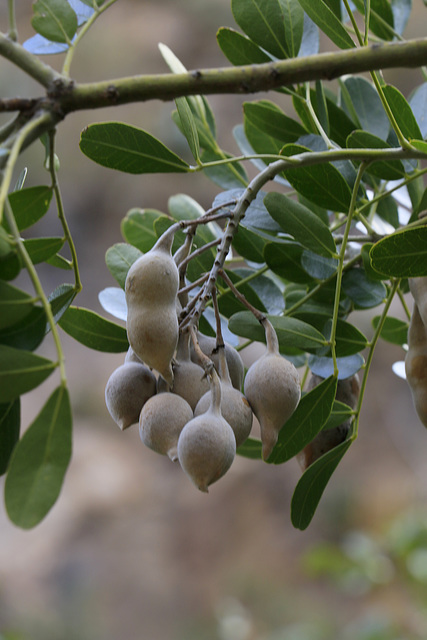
[2,1,427,638]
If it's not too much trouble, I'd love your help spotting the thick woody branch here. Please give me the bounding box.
[59,38,427,112]
[0,33,65,88]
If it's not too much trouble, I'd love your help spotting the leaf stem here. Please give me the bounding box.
[7,0,17,41]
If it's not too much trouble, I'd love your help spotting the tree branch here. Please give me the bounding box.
[60,38,427,112]
[0,32,66,88]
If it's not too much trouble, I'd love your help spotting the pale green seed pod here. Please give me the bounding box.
[105,362,157,430]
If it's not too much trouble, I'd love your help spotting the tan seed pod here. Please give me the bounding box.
[105,362,157,430]
[244,319,301,461]
[139,392,193,462]
[124,346,143,365]
[296,373,360,471]
[177,368,236,492]
[194,346,253,447]
[125,226,179,385]
[191,332,244,390]
[172,330,210,410]
[405,302,427,427]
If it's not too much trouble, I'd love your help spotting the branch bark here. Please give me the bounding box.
[59,38,427,112]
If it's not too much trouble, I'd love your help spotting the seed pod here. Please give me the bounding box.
[105,362,157,430]
[296,373,360,470]
[172,330,210,410]
[191,332,244,390]
[409,277,427,327]
[139,392,193,462]
[244,319,301,461]
[194,346,253,447]
[177,368,236,492]
[124,346,143,365]
[405,302,427,427]
[125,226,179,385]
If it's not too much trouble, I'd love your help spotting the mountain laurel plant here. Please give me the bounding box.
[1,0,427,529]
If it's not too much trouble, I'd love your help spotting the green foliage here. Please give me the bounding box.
[1,0,427,529]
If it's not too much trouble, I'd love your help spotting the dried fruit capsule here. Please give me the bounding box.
[296,373,360,470]
[244,318,301,461]
[171,330,210,410]
[139,392,193,461]
[177,368,236,492]
[105,362,157,430]
[405,302,427,427]
[194,346,253,447]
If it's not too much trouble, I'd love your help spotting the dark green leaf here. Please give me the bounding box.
[168,193,204,221]
[232,0,289,59]
[0,307,46,351]
[353,0,394,40]
[7,186,52,232]
[48,283,76,327]
[269,375,337,464]
[232,224,267,263]
[341,77,390,141]
[342,268,387,308]
[239,270,285,315]
[120,208,164,252]
[264,192,337,256]
[106,243,143,289]
[236,437,263,459]
[0,250,21,281]
[217,27,273,65]
[326,98,358,148]
[0,345,56,402]
[346,130,406,180]
[323,399,354,430]
[315,80,329,136]
[370,227,427,277]
[0,281,34,330]
[46,253,73,270]
[291,439,352,530]
[278,0,305,57]
[361,243,389,280]
[372,315,409,345]
[323,318,369,357]
[228,311,326,351]
[301,251,338,280]
[59,306,128,352]
[296,0,355,49]
[23,237,65,265]
[376,196,400,229]
[31,0,77,43]
[0,399,20,476]
[383,85,423,141]
[80,123,189,174]
[264,241,314,284]
[218,272,267,318]
[5,386,72,529]
[244,100,307,145]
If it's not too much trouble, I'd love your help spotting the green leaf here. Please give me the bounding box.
[280,144,352,212]
[353,0,394,40]
[0,307,46,351]
[232,224,267,263]
[228,311,326,351]
[175,97,200,162]
[80,123,190,174]
[361,243,389,280]
[201,148,248,189]
[48,283,76,327]
[370,227,427,277]
[5,386,72,529]
[0,250,21,281]
[323,399,354,430]
[301,251,338,280]
[0,345,56,403]
[376,196,400,229]
[23,237,65,265]
[59,306,128,352]
[341,77,390,141]
[278,0,305,57]
[346,130,406,180]
[269,375,337,464]
[0,281,34,330]
[409,82,427,139]
[324,318,369,357]
[0,399,20,476]
[244,101,307,145]
[218,272,267,318]
[31,0,78,43]
[291,439,352,530]
[121,208,164,252]
[315,80,329,136]
[46,253,73,270]
[217,27,272,65]
[238,270,285,315]
[342,269,387,308]
[264,192,337,257]
[168,193,205,220]
[372,315,409,345]
[6,186,53,232]
[236,437,263,459]
[296,0,355,49]
[232,0,289,59]
[383,85,423,141]
[106,243,143,289]
[264,241,315,284]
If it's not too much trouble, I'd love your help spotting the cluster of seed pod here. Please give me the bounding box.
[105,226,302,491]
